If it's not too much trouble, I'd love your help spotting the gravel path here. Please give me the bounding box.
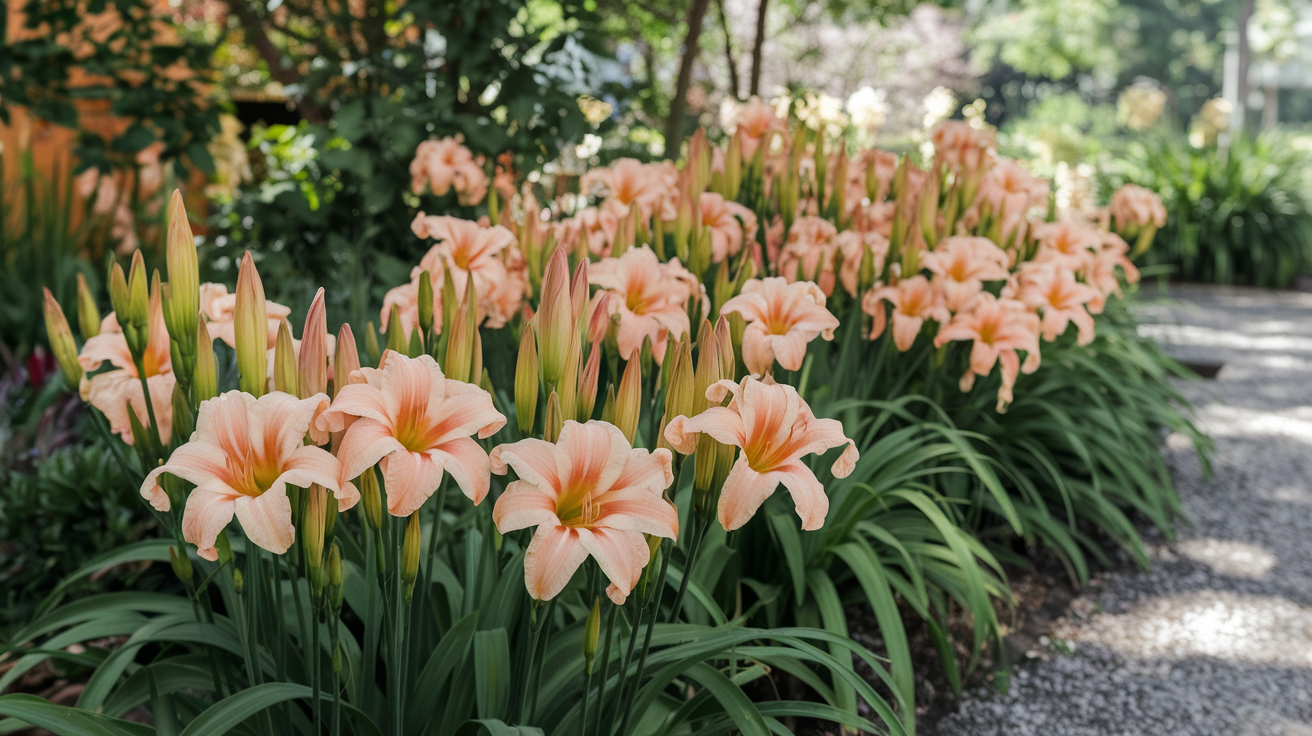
[927,284,1312,736]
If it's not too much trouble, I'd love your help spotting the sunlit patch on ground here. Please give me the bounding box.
[1173,539,1277,579]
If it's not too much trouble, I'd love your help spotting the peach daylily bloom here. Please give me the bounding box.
[1109,184,1167,231]
[491,420,677,604]
[77,290,175,446]
[922,236,1011,312]
[411,215,524,328]
[317,351,506,517]
[409,137,489,205]
[559,206,620,258]
[589,246,698,362]
[664,376,858,531]
[933,294,1041,412]
[200,282,292,349]
[1010,265,1100,345]
[700,192,758,263]
[580,158,670,222]
[140,390,351,559]
[734,97,786,160]
[931,121,995,174]
[836,230,889,297]
[720,278,839,375]
[1033,220,1101,272]
[862,275,951,351]
[777,216,839,295]
[1085,232,1140,313]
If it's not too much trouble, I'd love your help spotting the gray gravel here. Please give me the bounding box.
[927,284,1312,736]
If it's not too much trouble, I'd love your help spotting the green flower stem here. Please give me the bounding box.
[592,600,618,736]
[617,538,671,736]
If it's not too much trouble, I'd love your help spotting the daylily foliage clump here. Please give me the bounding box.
[23,103,1183,736]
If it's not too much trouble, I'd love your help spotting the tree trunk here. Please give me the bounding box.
[748,0,769,97]
[1235,0,1254,133]
[716,0,741,101]
[665,0,713,156]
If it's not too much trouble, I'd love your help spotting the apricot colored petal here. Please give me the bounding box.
[182,481,240,561]
[380,449,446,517]
[775,461,828,531]
[892,313,924,351]
[577,527,650,603]
[280,445,345,497]
[768,331,810,372]
[141,441,230,512]
[673,406,747,449]
[493,480,560,533]
[594,487,678,538]
[489,438,562,494]
[430,436,492,505]
[524,524,588,601]
[234,485,295,555]
[318,383,391,433]
[335,418,406,484]
[555,421,628,500]
[662,415,700,455]
[431,380,507,444]
[717,456,776,531]
[608,446,675,497]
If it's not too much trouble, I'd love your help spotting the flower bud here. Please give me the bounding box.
[386,305,408,356]
[232,567,244,595]
[169,545,194,585]
[305,486,327,571]
[866,153,879,203]
[586,293,613,348]
[164,190,199,375]
[724,134,743,201]
[171,381,195,440]
[334,324,360,398]
[584,596,601,675]
[444,283,477,384]
[919,173,940,249]
[417,270,435,336]
[108,262,130,326]
[402,512,421,590]
[537,246,574,388]
[543,391,563,444]
[298,288,329,399]
[327,541,344,611]
[42,289,82,386]
[360,466,383,531]
[664,338,695,429]
[235,252,269,396]
[570,258,589,325]
[692,433,719,508]
[614,355,641,445]
[75,273,100,340]
[471,324,483,389]
[125,251,150,349]
[691,320,720,416]
[659,336,679,398]
[714,315,734,381]
[636,535,664,608]
[362,322,383,364]
[639,334,654,380]
[441,268,458,341]
[832,141,849,225]
[215,530,233,565]
[274,319,298,395]
[578,341,601,422]
[515,325,540,434]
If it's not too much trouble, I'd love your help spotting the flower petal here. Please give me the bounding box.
[492,480,560,533]
[524,524,588,601]
[774,461,828,531]
[234,485,295,555]
[182,481,241,561]
[429,436,492,505]
[717,455,777,531]
[577,527,650,603]
[335,419,406,485]
[380,449,446,517]
[489,438,562,495]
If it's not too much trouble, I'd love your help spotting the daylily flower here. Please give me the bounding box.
[1008,265,1100,344]
[1085,232,1140,312]
[777,216,839,295]
[491,420,677,604]
[1033,220,1101,272]
[581,158,671,223]
[411,215,525,328]
[589,246,699,362]
[931,121,994,175]
[922,236,1011,312]
[78,286,175,445]
[558,206,620,258]
[200,282,292,349]
[140,390,352,560]
[734,97,786,159]
[933,293,1041,412]
[409,137,489,205]
[664,376,858,531]
[700,192,758,263]
[862,275,951,351]
[836,230,890,297]
[720,277,839,375]
[317,350,506,517]
[1109,184,1167,231]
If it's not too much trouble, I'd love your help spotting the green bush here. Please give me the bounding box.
[1103,131,1312,287]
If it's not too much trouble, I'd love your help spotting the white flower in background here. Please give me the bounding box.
[923,86,957,130]
[847,86,888,143]
[1054,162,1097,215]
[720,97,742,132]
[575,134,603,160]
[795,92,849,137]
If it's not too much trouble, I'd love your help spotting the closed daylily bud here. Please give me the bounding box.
[691,320,719,415]
[543,391,563,444]
[813,133,828,210]
[584,597,601,675]
[164,191,198,380]
[471,326,483,390]
[274,319,298,395]
[417,270,434,336]
[386,305,408,356]
[364,321,381,366]
[215,531,233,565]
[615,356,641,444]
[692,433,718,509]
[324,491,338,540]
[327,542,344,611]
[108,262,130,326]
[169,545,193,585]
[401,514,421,591]
[171,382,195,440]
[42,289,81,386]
[124,251,150,356]
[334,324,360,398]
[570,258,589,325]
[407,324,424,359]
[194,316,218,405]
[557,340,580,423]
[299,289,329,398]
[600,383,616,424]
[579,341,601,421]
[305,486,327,572]
[75,273,100,340]
[445,284,477,383]
[674,195,693,263]
[715,316,734,381]
[665,338,695,429]
[235,253,268,396]
[919,173,940,249]
[537,246,574,388]
[659,336,679,397]
[515,325,540,434]
[639,335,654,382]
[232,567,244,595]
[858,244,876,293]
[725,134,743,201]
[441,267,458,342]
[360,467,382,531]
[866,153,879,203]
[711,260,731,317]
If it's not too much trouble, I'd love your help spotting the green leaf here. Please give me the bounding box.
[473,628,511,720]
[455,719,544,736]
[0,694,154,736]
[768,512,807,605]
[681,663,770,736]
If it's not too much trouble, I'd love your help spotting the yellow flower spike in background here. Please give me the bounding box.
[42,288,81,386]
[235,252,269,397]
